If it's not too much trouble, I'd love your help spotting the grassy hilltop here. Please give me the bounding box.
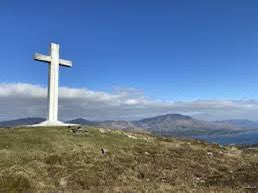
[0,126,258,192]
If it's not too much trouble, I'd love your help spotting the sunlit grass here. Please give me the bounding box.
[0,126,258,192]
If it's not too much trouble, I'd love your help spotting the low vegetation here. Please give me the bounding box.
[0,126,258,192]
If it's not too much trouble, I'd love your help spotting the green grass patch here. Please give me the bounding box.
[0,126,258,192]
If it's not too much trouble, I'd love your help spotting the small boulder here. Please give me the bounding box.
[207,152,213,157]
[59,178,67,188]
[77,126,83,132]
[101,148,108,155]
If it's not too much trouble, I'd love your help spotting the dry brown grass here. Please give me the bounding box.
[0,126,258,192]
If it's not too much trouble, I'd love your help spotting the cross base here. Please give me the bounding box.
[31,120,79,127]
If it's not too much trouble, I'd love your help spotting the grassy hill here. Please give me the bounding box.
[0,126,258,192]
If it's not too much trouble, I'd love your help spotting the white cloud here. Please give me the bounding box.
[1,83,258,121]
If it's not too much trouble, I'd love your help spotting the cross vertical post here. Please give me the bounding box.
[48,43,59,122]
[33,42,74,126]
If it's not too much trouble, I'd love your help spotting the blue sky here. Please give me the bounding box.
[1,0,258,121]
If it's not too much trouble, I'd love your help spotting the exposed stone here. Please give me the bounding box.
[207,152,213,157]
[59,178,67,188]
[101,148,108,155]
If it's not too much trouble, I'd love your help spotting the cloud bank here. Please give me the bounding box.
[1,83,258,121]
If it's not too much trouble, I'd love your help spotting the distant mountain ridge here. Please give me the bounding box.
[132,114,243,136]
[1,114,257,137]
[68,114,246,136]
[0,118,45,127]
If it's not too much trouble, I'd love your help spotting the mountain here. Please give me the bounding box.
[68,118,97,126]
[0,114,249,136]
[214,119,258,130]
[68,114,243,136]
[132,114,241,136]
[0,117,45,127]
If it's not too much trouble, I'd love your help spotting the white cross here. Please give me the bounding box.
[34,43,72,125]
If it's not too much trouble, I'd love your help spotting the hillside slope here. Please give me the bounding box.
[0,126,258,192]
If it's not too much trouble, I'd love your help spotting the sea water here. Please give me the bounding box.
[193,130,258,145]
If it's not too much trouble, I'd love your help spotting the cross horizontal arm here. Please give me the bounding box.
[34,53,72,67]
[34,53,51,63]
[59,59,72,67]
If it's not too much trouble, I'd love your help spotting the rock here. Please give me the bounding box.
[219,144,224,148]
[77,126,83,131]
[59,178,67,188]
[207,152,213,157]
[67,126,89,134]
[101,148,108,155]
[99,128,106,133]
[126,134,138,139]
